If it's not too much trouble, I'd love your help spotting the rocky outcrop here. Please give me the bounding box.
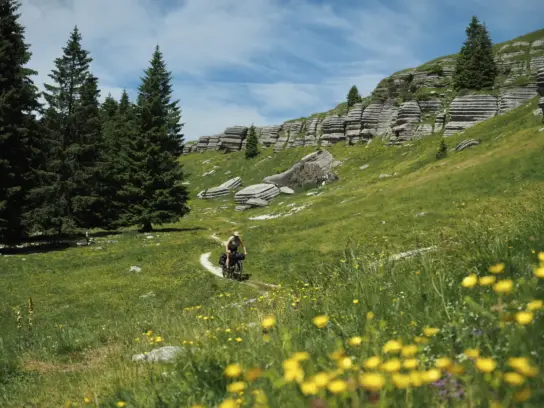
[444,95,498,137]
[263,149,337,188]
[197,177,242,199]
[499,85,538,114]
[219,126,248,152]
[537,67,544,114]
[455,139,480,151]
[234,184,280,204]
[187,32,544,151]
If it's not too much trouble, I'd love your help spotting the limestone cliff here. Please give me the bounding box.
[184,29,544,155]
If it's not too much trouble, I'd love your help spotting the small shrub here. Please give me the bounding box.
[436,139,448,160]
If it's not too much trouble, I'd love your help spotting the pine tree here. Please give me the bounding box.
[453,16,497,90]
[0,0,42,245]
[127,46,190,232]
[32,27,101,236]
[347,85,362,108]
[245,124,259,159]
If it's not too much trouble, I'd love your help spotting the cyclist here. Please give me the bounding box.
[225,231,247,269]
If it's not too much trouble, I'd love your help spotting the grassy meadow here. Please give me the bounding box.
[1,98,544,407]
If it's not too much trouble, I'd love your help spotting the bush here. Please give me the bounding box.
[436,139,448,160]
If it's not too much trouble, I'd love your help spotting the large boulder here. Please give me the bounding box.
[234,183,280,204]
[263,149,338,188]
[198,177,242,199]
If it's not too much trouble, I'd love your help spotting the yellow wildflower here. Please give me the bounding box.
[225,364,243,378]
[261,316,276,329]
[145,330,152,336]
[283,359,304,383]
[414,336,429,344]
[227,381,247,393]
[538,252,544,262]
[359,373,386,392]
[503,372,525,386]
[401,344,418,357]
[435,357,453,369]
[534,267,544,278]
[409,371,423,387]
[154,336,163,343]
[312,372,330,388]
[392,373,411,389]
[421,369,441,383]
[312,315,329,328]
[363,356,382,369]
[244,367,263,382]
[381,358,401,372]
[488,263,505,274]
[353,299,359,304]
[300,381,318,395]
[338,357,353,370]
[348,336,363,346]
[479,276,496,286]
[292,352,310,361]
[366,311,375,320]
[493,279,513,294]
[218,399,238,408]
[382,340,403,354]
[464,348,480,359]
[514,388,532,402]
[116,403,126,408]
[475,358,497,373]
[235,337,242,342]
[447,364,465,375]
[527,300,543,311]
[508,357,539,377]
[490,401,503,408]
[462,274,478,288]
[423,327,440,337]
[83,397,91,404]
[328,379,347,394]
[403,359,418,369]
[515,311,534,325]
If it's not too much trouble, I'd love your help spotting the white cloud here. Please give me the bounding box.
[19,0,543,141]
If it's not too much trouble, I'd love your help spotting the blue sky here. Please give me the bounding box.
[22,0,543,141]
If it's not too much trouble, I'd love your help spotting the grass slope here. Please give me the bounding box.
[0,99,543,407]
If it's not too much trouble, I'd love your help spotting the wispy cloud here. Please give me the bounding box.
[20,0,543,140]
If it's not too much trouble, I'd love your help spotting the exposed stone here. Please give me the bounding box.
[234,184,280,204]
[499,85,538,114]
[320,116,345,146]
[279,186,295,194]
[537,68,544,114]
[235,205,251,211]
[246,198,268,207]
[377,100,399,136]
[219,126,248,152]
[359,164,369,170]
[444,95,498,136]
[344,103,364,145]
[263,149,336,188]
[361,103,383,131]
[196,136,211,152]
[414,124,434,138]
[260,125,282,147]
[197,177,242,199]
[130,266,142,273]
[132,346,182,363]
[303,117,322,146]
[418,99,442,115]
[434,112,446,132]
[455,139,480,151]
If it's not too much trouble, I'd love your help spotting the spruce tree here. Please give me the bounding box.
[32,27,102,235]
[453,16,497,90]
[347,85,362,108]
[0,0,42,245]
[127,46,189,232]
[245,124,259,159]
[436,139,447,160]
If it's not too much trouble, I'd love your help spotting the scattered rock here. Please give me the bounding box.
[379,174,391,179]
[279,186,295,195]
[132,346,182,363]
[416,212,426,217]
[539,127,544,132]
[455,139,480,152]
[139,291,155,299]
[234,183,280,204]
[130,266,142,273]
[235,205,251,211]
[359,164,369,170]
[246,198,268,207]
[198,177,242,199]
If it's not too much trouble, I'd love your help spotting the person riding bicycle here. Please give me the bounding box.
[225,231,247,268]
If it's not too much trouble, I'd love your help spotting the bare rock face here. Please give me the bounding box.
[320,116,345,146]
[361,103,382,133]
[263,149,337,188]
[303,117,322,146]
[444,95,498,137]
[260,125,282,147]
[537,67,544,114]
[418,99,442,115]
[434,112,446,133]
[219,126,248,152]
[206,135,220,151]
[499,85,538,114]
[196,136,211,152]
[344,103,364,145]
[377,100,399,136]
[234,184,280,204]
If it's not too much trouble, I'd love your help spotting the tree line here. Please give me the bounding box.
[0,0,189,246]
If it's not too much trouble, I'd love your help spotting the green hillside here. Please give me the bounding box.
[1,92,543,407]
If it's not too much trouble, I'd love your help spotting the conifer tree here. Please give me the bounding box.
[347,85,362,108]
[245,124,259,159]
[453,16,497,90]
[436,139,447,160]
[0,0,42,245]
[32,27,102,235]
[127,46,189,232]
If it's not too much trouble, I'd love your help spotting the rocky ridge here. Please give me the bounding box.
[184,30,544,155]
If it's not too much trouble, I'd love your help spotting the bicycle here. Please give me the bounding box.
[221,253,245,280]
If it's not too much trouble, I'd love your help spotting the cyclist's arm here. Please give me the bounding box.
[225,237,231,253]
[240,238,247,254]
